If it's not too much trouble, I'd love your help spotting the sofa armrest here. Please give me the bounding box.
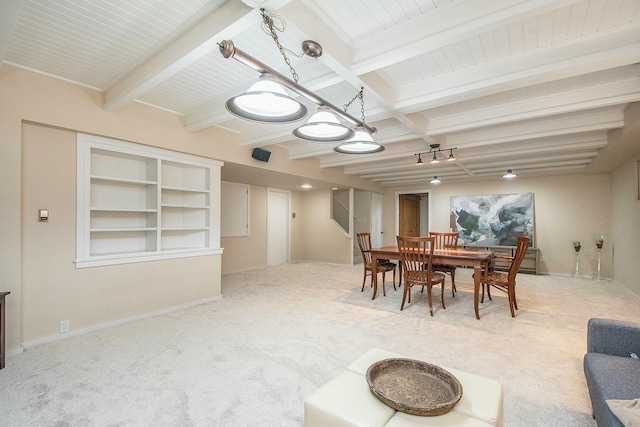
[587,318,640,358]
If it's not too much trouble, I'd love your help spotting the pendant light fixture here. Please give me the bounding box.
[502,169,518,178]
[415,154,424,165]
[334,126,384,154]
[226,73,307,123]
[219,9,382,153]
[292,106,354,142]
[430,176,442,184]
[447,149,456,161]
[334,87,384,154]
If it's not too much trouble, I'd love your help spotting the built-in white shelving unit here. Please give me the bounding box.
[76,134,222,268]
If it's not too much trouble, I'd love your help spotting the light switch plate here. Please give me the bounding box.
[39,209,49,222]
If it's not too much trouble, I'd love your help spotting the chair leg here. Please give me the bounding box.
[508,286,516,317]
[401,284,410,310]
[513,286,518,310]
[481,283,485,303]
[450,270,456,297]
[426,285,434,317]
[440,280,445,309]
[381,271,386,296]
[487,284,493,301]
[392,267,397,291]
[361,268,367,292]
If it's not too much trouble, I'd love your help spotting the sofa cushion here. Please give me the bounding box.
[607,398,640,427]
[584,353,640,427]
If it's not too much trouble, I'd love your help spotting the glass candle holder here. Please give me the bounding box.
[593,235,604,280]
[572,241,581,278]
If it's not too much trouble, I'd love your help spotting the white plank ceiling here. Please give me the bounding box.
[2,0,640,187]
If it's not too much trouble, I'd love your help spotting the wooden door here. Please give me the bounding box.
[399,194,421,237]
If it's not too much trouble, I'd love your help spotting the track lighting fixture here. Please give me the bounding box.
[414,144,457,165]
[219,9,383,153]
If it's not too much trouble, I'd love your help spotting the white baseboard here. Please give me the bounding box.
[7,347,24,357]
[222,264,267,275]
[20,295,222,350]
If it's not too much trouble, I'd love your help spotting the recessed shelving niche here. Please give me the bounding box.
[76,134,222,268]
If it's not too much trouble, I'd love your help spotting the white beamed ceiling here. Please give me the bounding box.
[2,0,640,188]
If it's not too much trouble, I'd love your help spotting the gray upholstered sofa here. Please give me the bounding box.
[583,318,640,426]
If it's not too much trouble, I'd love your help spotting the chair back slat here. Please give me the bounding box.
[356,232,372,265]
[429,232,459,250]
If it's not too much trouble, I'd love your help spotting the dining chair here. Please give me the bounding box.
[429,231,459,297]
[396,235,446,316]
[480,236,531,317]
[356,232,396,297]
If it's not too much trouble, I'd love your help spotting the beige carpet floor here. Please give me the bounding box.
[1,262,639,426]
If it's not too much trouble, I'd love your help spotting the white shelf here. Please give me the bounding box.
[161,204,209,209]
[162,227,209,231]
[91,207,157,212]
[162,185,208,193]
[91,227,157,232]
[91,175,157,185]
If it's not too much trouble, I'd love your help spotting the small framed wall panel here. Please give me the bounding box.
[221,181,250,237]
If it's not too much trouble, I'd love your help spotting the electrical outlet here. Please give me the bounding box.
[60,320,70,333]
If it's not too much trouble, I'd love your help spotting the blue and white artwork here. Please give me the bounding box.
[450,193,534,246]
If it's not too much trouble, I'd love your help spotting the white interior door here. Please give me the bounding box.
[371,193,383,247]
[267,189,289,266]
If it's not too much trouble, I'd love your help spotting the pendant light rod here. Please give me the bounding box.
[219,40,376,135]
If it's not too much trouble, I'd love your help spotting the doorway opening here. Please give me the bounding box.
[395,190,431,238]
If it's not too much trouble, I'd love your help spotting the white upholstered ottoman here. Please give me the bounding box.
[304,348,503,427]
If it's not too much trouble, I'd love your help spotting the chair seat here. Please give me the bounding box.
[484,271,508,284]
[368,261,396,274]
[406,271,446,285]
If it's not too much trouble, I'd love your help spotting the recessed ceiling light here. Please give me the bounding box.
[502,169,518,179]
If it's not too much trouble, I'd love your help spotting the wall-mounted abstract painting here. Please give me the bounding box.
[450,193,534,246]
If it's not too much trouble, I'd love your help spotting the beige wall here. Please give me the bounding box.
[0,65,381,353]
[383,174,613,277]
[297,190,352,264]
[221,186,268,274]
[21,123,222,342]
[611,155,640,296]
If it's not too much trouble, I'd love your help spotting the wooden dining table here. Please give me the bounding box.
[368,246,494,320]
